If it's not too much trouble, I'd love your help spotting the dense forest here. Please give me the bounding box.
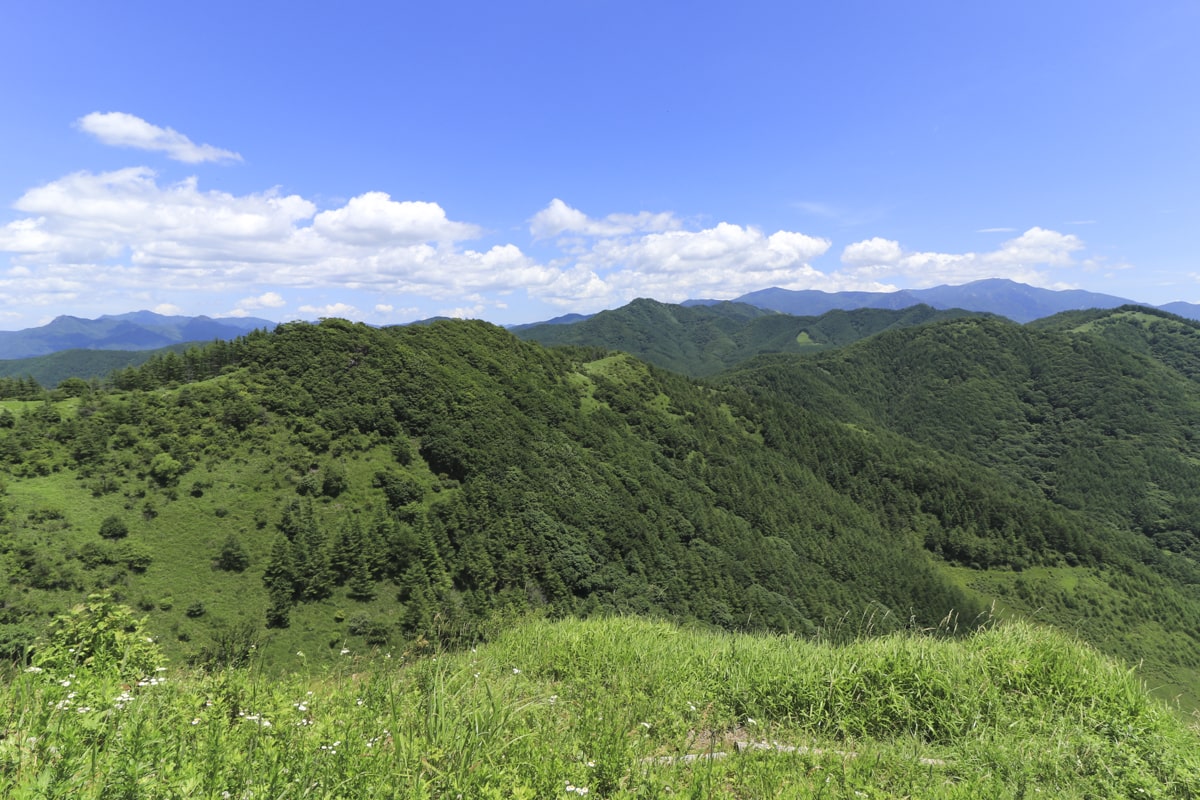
[2,305,1200,709]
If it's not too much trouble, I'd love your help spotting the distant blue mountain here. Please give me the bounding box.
[0,311,274,360]
[732,279,1196,324]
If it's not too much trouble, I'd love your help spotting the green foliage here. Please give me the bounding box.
[32,593,166,680]
[148,452,184,486]
[215,533,250,572]
[97,514,128,539]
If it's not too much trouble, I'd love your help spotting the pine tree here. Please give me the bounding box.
[262,534,297,628]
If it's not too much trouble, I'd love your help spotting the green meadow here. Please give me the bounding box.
[3,613,1197,798]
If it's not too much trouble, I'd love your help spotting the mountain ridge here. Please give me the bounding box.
[0,310,275,360]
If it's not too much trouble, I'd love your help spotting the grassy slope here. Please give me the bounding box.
[3,616,1197,798]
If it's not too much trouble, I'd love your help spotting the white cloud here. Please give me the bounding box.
[840,228,1088,288]
[237,291,286,310]
[533,215,835,307]
[529,198,681,239]
[0,170,561,313]
[77,112,243,164]
[298,302,362,319]
[841,237,903,267]
[153,303,184,315]
[313,192,481,245]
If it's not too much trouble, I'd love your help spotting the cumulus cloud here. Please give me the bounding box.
[839,228,1087,288]
[236,291,286,311]
[77,112,243,164]
[298,302,362,319]
[313,192,481,244]
[841,237,904,267]
[529,198,681,239]
[531,212,835,308]
[0,168,566,319]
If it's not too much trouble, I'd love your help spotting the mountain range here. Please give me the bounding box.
[0,311,274,360]
[2,279,1198,364]
[718,277,1200,323]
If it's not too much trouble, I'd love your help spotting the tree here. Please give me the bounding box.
[98,514,129,540]
[373,470,422,509]
[262,534,296,628]
[216,534,251,572]
[149,452,184,486]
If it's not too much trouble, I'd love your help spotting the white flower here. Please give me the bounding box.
[512,668,521,674]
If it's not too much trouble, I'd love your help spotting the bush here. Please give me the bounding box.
[33,593,165,680]
[98,514,129,539]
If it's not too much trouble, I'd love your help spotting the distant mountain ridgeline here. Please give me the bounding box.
[0,310,273,360]
[726,278,1200,324]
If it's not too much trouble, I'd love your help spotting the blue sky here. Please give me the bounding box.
[1,1,1197,329]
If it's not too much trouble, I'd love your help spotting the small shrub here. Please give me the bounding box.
[33,593,165,680]
[98,514,129,539]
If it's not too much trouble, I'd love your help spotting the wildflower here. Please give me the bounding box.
[24,666,43,673]
[355,698,364,706]
[296,651,305,658]
[340,648,350,655]
[640,722,651,729]
[565,782,590,795]
[191,718,201,725]
[59,680,71,687]
[513,668,521,674]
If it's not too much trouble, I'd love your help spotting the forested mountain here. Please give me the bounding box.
[515,298,979,376]
[2,313,1200,710]
[0,342,201,387]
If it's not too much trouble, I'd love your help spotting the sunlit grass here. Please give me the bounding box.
[2,615,1198,798]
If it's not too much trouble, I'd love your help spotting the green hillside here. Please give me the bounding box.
[515,298,979,376]
[719,309,1200,704]
[3,313,1200,715]
[0,342,201,388]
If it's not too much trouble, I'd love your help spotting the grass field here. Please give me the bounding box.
[2,613,1197,798]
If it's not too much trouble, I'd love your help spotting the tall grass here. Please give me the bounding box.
[2,616,1197,798]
